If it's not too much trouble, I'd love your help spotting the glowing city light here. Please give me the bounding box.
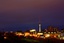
[48,32,50,34]
[51,32,53,34]
[30,34,33,36]
[63,37,64,40]
[54,35,57,38]
[54,32,56,34]
[30,29,36,32]
[58,35,61,38]
[24,32,30,37]
[33,34,37,37]
[45,34,50,38]
[4,37,7,39]
[59,37,64,40]
[15,32,23,36]
[37,33,43,35]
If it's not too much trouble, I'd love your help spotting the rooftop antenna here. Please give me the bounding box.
[38,15,42,32]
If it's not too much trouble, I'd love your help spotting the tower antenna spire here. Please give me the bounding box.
[38,14,42,32]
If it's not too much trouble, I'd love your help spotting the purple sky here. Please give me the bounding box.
[0,0,64,31]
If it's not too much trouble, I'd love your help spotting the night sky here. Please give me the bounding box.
[0,0,64,31]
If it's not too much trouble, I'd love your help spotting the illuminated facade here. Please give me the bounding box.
[39,24,42,32]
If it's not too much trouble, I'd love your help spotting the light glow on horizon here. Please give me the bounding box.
[45,34,50,38]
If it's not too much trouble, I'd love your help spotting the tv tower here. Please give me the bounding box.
[39,23,42,32]
[38,14,42,32]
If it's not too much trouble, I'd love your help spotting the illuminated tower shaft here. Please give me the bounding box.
[39,24,41,32]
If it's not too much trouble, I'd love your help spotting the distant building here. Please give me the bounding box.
[54,27,59,32]
[47,26,59,32]
[39,24,42,32]
[47,26,54,32]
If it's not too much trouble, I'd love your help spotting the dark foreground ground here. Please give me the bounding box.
[0,32,64,43]
[3,36,64,43]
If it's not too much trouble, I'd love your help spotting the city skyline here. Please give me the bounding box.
[0,0,64,31]
[3,23,64,32]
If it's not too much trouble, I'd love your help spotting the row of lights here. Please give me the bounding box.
[13,29,64,40]
[4,29,64,40]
